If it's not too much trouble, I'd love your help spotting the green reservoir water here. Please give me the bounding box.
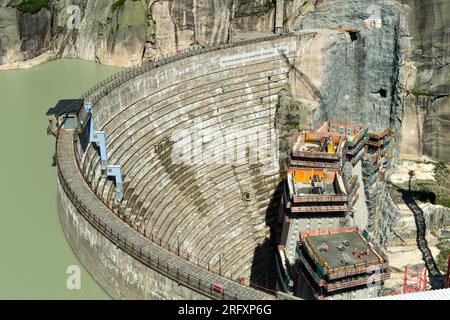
[0,59,122,299]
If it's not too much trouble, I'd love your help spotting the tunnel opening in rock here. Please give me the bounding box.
[373,88,387,98]
[348,31,358,42]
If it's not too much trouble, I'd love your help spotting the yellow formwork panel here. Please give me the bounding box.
[327,143,334,154]
[291,169,325,183]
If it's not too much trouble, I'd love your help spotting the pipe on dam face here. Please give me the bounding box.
[57,33,319,299]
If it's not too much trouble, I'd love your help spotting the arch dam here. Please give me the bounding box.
[52,32,321,299]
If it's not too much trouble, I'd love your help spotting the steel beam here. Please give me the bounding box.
[107,165,123,202]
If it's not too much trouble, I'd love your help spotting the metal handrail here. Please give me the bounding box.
[77,32,315,129]
[59,33,317,297]
[55,137,250,300]
[72,34,307,294]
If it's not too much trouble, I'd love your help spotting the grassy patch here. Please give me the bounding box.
[263,1,275,13]
[436,238,450,272]
[411,90,437,97]
[286,121,299,130]
[13,0,49,14]
[434,162,449,176]
[405,161,450,208]
[111,0,126,12]
[390,161,450,209]
[235,1,276,18]
[412,182,450,208]
[111,0,141,12]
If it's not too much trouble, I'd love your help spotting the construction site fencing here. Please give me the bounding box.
[351,146,367,165]
[293,194,348,203]
[291,204,350,213]
[299,226,359,239]
[290,160,341,170]
[296,249,325,287]
[292,150,340,161]
[325,271,390,292]
[347,135,368,155]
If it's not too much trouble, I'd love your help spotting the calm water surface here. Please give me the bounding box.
[0,59,122,299]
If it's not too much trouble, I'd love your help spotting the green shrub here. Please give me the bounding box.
[111,0,126,12]
[436,239,450,272]
[14,0,49,14]
[434,162,449,176]
[411,90,437,97]
[286,121,299,129]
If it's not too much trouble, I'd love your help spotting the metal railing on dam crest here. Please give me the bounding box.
[56,131,271,300]
[77,32,316,128]
[56,33,320,299]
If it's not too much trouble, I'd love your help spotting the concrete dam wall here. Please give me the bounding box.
[57,33,319,299]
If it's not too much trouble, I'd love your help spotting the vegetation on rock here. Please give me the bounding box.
[13,0,49,14]
[436,237,450,272]
[410,90,438,97]
[112,0,140,12]
[235,0,276,18]
[410,162,450,208]
[111,0,126,12]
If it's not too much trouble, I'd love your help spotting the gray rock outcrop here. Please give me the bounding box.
[0,0,276,67]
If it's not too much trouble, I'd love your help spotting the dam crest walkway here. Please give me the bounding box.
[56,128,271,300]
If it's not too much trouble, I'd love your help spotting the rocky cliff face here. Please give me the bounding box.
[0,0,276,67]
[398,0,450,164]
[0,6,52,65]
[285,0,404,133]
[281,0,450,165]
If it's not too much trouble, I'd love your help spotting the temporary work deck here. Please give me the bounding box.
[367,135,391,147]
[369,129,389,140]
[56,129,270,300]
[285,169,351,215]
[296,228,390,294]
[291,131,346,164]
[306,232,379,269]
[298,228,389,281]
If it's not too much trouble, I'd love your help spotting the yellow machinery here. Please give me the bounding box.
[327,139,335,154]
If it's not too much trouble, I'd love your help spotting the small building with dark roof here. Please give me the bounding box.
[46,99,84,135]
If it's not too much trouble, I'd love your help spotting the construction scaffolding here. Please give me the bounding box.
[296,227,390,294]
[276,121,393,299]
[286,169,352,214]
[403,267,428,294]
